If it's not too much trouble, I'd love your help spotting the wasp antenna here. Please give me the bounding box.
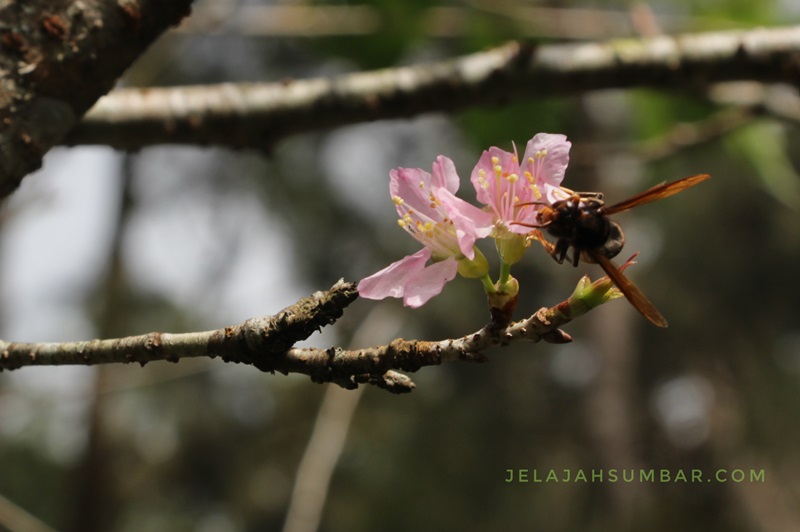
[515,200,547,209]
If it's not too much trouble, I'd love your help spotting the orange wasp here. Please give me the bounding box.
[517,174,711,327]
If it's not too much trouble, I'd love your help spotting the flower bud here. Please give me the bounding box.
[496,233,528,266]
[562,275,622,318]
[487,276,519,327]
[457,247,490,279]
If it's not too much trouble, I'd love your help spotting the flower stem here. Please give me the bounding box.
[480,274,496,294]
[498,261,511,287]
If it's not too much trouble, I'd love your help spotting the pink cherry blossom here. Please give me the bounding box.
[358,156,493,308]
[471,133,571,235]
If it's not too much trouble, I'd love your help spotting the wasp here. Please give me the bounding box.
[517,174,711,327]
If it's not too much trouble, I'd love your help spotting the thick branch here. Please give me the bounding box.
[64,25,800,150]
[0,0,194,199]
[0,277,592,394]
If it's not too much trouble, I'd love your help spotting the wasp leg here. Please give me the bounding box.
[527,230,554,251]
[528,231,578,266]
[570,246,582,267]
[553,238,571,265]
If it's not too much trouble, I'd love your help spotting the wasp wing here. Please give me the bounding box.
[589,251,668,328]
[604,174,711,215]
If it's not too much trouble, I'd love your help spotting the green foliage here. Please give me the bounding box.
[690,0,776,25]
[309,0,431,69]
[726,121,800,208]
[460,100,575,153]
[629,90,716,140]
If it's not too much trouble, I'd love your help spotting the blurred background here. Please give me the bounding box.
[2,0,800,530]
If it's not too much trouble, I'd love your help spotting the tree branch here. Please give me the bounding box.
[175,4,697,40]
[0,276,613,394]
[0,278,357,365]
[0,0,194,199]
[63,25,800,150]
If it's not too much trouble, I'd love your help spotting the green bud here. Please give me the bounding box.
[496,233,528,266]
[563,275,622,318]
[487,275,519,327]
[457,247,489,279]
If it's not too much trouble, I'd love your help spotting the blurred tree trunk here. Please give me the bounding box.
[575,97,649,526]
[66,155,133,532]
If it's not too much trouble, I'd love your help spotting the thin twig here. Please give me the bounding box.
[177,3,703,40]
[0,274,608,393]
[281,306,399,532]
[282,385,365,532]
[0,492,57,532]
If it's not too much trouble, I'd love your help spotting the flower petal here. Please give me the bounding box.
[543,182,570,204]
[470,147,517,208]
[390,167,440,220]
[436,187,494,257]
[357,248,432,301]
[520,133,571,188]
[431,155,460,193]
[402,257,459,308]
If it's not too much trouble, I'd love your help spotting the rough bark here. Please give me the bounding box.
[63,26,800,150]
[0,0,194,198]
